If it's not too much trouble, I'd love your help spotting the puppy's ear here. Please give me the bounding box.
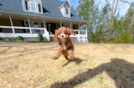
[67,28,75,36]
[54,30,58,42]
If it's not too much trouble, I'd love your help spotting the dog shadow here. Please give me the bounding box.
[51,58,134,88]
[62,57,87,67]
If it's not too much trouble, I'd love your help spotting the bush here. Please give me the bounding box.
[16,35,24,42]
[107,41,118,44]
[38,33,44,42]
[8,35,24,42]
[8,38,16,42]
[44,38,48,42]
[91,33,100,43]
[121,31,132,43]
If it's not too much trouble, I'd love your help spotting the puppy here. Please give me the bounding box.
[51,27,75,60]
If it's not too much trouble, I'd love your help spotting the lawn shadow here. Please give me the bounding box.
[62,57,87,67]
[50,58,134,88]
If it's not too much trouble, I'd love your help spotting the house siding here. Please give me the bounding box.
[73,25,78,29]
[56,23,60,29]
[12,19,23,26]
[0,18,11,26]
[63,23,70,28]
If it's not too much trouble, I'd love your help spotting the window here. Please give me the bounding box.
[24,21,30,33]
[24,0,41,13]
[25,22,30,27]
[66,8,68,14]
[41,23,44,28]
[26,29,30,33]
[34,22,39,27]
[28,1,38,12]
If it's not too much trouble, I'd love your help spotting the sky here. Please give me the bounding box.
[95,0,134,16]
[59,0,134,16]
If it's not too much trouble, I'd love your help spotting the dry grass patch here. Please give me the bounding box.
[0,43,134,88]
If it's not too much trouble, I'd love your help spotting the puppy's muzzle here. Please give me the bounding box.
[61,34,65,39]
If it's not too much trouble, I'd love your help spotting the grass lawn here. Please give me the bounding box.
[0,43,134,88]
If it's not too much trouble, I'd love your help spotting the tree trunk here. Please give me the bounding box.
[129,4,134,31]
[111,0,115,23]
[112,0,119,24]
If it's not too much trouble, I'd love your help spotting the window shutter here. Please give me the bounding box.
[25,1,28,10]
[0,28,2,32]
[38,4,41,12]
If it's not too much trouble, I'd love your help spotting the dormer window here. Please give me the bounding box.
[29,1,38,12]
[66,8,68,15]
[59,0,71,18]
[23,0,42,13]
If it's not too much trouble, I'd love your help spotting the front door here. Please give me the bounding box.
[47,23,56,35]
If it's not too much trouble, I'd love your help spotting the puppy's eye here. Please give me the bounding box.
[65,32,68,34]
[59,33,61,35]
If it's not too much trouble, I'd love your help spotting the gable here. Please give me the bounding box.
[64,2,70,8]
[59,0,71,9]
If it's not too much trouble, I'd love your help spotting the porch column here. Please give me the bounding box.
[43,19,46,34]
[60,21,62,27]
[70,22,72,29]
[9,15,15,34]
[79,24,81,29]
[28,17,32,34]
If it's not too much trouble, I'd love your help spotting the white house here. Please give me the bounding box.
[0,0,87,42]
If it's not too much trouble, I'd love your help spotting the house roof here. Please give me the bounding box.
[0,0,87,23]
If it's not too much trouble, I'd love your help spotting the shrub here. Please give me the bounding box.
[8,38,16,42]
[38,33,44,42]
[107,41,118,44]
[44,38,48,42]
[121,31,132,43]
[16,35,24,42]
[91,33,100,43]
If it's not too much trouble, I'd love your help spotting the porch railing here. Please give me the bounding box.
[0,26,88,43]
[0,26,50,41]
[73,29,88,43]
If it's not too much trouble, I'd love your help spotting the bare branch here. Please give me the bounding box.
[120,0,131,5]
[97,0,101,7]
[113,0,119,16]
[106,0,112,9]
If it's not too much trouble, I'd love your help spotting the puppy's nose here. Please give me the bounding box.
[62,35,64,38]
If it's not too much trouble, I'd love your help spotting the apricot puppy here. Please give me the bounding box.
[51,27,75,60]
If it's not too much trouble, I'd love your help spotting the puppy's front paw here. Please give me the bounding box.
[51,57,57,60]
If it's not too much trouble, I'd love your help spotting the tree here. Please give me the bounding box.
[76,0,134,43]
[76,0,100,42]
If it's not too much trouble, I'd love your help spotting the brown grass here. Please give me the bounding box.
[0,43,134,88]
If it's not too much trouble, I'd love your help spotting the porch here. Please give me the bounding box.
[0,12,88,42]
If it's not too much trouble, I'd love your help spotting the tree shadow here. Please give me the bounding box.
[62,57,87,67]
[50,58,134,88]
